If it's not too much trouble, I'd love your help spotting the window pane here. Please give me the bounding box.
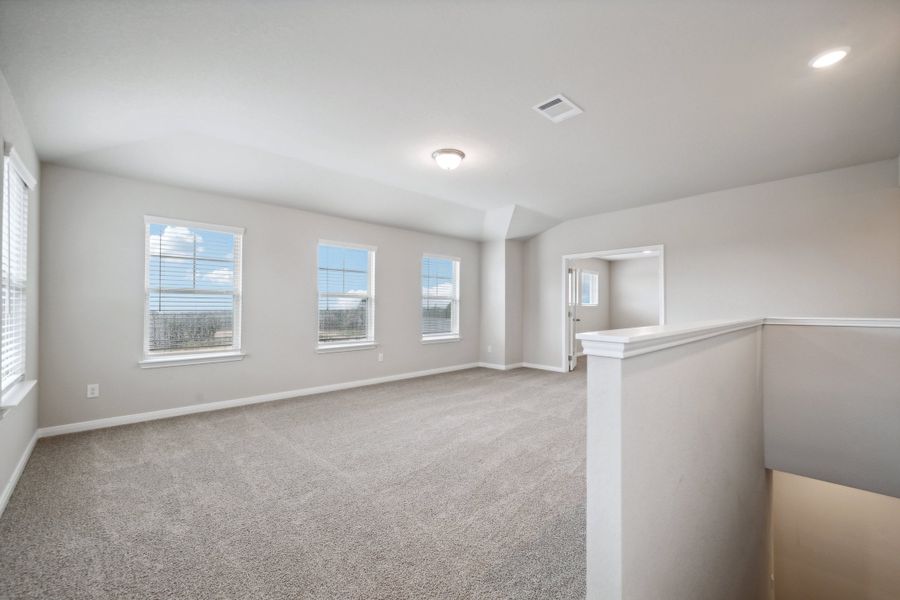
[422,298,453,335]
[318,245,369,294]
[318,243,373,343]
[318,296,369,342]
[1,160,28,390]
[145,221,241,354]
[580,272,598,305]
[422,256,458,337]
[148,299,235,351]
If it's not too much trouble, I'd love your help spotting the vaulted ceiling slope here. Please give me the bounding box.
[1,1,898,240]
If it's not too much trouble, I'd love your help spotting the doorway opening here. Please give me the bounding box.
[561,245,665,372]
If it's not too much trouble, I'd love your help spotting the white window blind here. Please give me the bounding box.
[144,218,243,356]
[318,242,375,345]
[580,270,599,306]
[421,256,459,339]
[1,154,30,391]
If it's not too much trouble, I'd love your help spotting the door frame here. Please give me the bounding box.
[560,244,665,371]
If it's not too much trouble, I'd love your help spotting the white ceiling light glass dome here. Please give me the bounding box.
[432,148,465,170]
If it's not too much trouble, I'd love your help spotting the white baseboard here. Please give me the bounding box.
[38,362,481,438]
[477,362,524,371]
[0,430,37,518]
[522,362,568,373]
[480,361,567,373]
[36,359,570,440]
[477,362,504,370]
[5,359,570,511]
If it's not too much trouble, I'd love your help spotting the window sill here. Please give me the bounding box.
[317,341,378,354]
[139,351,246,369]
[1,379,37,409]
[421,335,461,344]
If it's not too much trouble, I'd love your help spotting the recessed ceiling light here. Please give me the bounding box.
[809,47,850,69]
[432,148,465,170]
[642,250,654,254]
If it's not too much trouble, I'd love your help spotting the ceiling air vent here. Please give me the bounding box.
[533,94,583,123]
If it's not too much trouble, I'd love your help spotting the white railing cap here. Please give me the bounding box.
[577,316,900,359]
[764,317,900,328]
[577,318,764,359]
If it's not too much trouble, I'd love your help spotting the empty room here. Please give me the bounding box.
[1,1,899,598]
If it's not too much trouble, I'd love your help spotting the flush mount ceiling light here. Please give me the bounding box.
[809,47,850,69]
[432,148,465,170]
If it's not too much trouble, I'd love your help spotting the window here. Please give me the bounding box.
[318,242,375,348]
[421,255,459,340]
[143,217,243,362]
[1,149,34,392]
[580,270,599,306]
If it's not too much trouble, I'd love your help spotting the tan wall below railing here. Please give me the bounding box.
[773,470,900,600]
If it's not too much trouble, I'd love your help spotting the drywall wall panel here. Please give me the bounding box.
[39,165,480,427]
[523,159,900,369]
[763,325,900,498]
[609,257,659,329]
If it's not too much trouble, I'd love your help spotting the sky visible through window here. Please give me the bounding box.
[422,256,456,336]
[318,244,371,342]
[318,245,369,296]
[147,223,237,352]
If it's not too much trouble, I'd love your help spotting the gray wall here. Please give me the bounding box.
[763,324,900,498]
[524,159,900,369]
[504,240,524,365]
[609,257,659,329]
[479,239,524,367]
[479,240,506,365]
[39,165,481,428]
[0,70,40,505]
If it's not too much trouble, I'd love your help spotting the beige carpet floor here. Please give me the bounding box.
[0,365,585,599]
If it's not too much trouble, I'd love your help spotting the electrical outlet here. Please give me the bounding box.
[377,353,384,362]
[86,384,100,399]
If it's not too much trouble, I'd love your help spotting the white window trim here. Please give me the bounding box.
[580,270,600,307]
[138,350,246,369]
[142,216,245,365]
[0,378,36,409]
[421,254,460,341]
[1,146,35,399]
[316,341,379,354]
[4,146,36,188]
[421,335,461,345]
[316,240,377,351]
[143,215,244,235]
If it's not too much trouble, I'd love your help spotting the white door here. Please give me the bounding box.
[566,267,578,371]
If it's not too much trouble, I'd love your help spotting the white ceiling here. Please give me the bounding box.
[1,0,898,240]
